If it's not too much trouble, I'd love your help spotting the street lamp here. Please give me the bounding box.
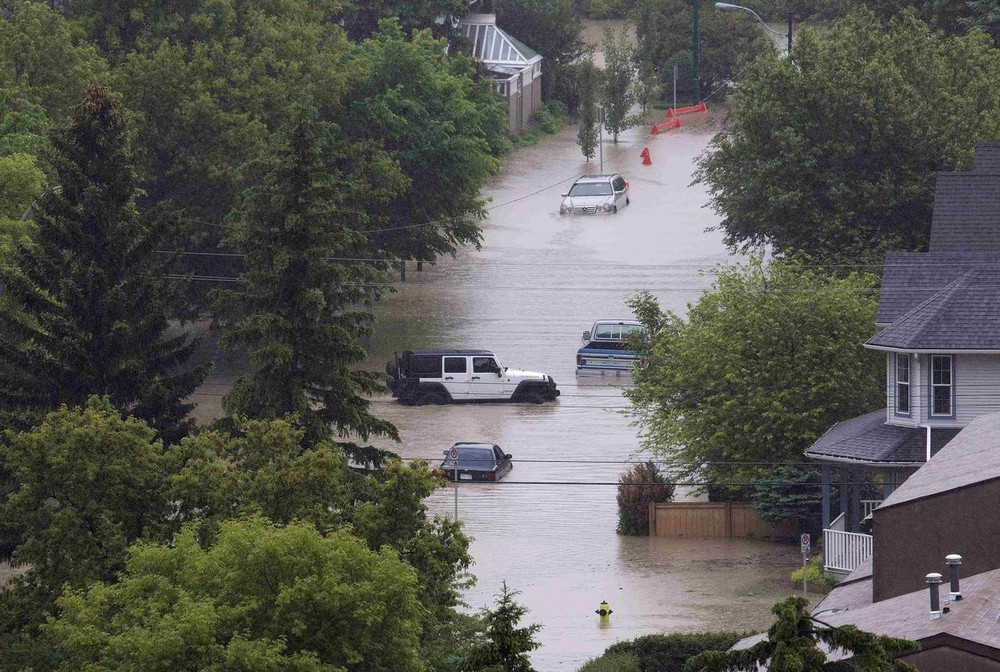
[715,3,792,55]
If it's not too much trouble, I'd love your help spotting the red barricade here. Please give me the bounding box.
[666,102,707,117]
[650,118,681,134]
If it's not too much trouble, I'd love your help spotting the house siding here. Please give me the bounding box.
[872,479,1000,602]
[915,354,1000,426]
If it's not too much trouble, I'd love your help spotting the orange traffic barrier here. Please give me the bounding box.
[666,102,707,117]
[640,147,651,165]
[650,118,681,134]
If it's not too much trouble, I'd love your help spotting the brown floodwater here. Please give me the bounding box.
[354,115,809,669]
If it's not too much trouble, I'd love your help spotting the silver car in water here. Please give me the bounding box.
[559,174,630,215]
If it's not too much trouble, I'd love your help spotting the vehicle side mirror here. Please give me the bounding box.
[582,330,591,341]
[497,370,503,377]
[505,454,512,460]
[560,193,568,198]
[443,450,450,456]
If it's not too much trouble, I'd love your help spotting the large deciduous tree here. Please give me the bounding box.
[0,87,204,440]
[495,0,587,100]
[683,596,918,671]
[44,517,425,672]
[697,9,1000,267]
[0,398,172,644]
[625,258,883,491]
[213,101,405,460]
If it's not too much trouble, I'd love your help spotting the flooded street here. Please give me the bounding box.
[362,116,804,669]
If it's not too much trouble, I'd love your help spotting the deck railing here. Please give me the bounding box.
[823,528,873,573]
[861,499,883,518]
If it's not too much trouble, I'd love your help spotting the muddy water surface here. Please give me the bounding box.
[359,116,806,669]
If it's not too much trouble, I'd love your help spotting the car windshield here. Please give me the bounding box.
[442,447,495,469]
[568,182,612,197]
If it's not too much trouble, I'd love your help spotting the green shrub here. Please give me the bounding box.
[791,554,837,591]
[579,651,640,672]
[616,461,674,536]
[590,632,745,672]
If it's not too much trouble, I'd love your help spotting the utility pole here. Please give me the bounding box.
[786,8,793,54]
[692,0,701,104]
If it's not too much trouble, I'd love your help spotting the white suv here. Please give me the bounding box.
[560,174,629,214]
[386,350,560,405]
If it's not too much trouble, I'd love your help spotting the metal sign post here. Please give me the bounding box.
[673,64,678,116]
[800,533,811,596]
[450,446,460,520]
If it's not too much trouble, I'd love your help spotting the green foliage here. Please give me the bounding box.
[600,632,746,672]
[791,554,837,591]
[860,0,1000,46]
[422,611,487,672]
[0,87,204,440]
[495,0,587,101]
[633,0,773,106]
[464,582,542,672]
[0,3,107,119]
[339,0,470,41]
[0,88,49,158]
[213,101,404,458]
[43,516,426,672]
[683,597,919,671]
[617,461,675,535]
[579,652,640,672]
[753,464,822,535]
[0,152,45,255]
[0,398,170,634]
[697,9,1000,266]
[601,25,644,142]
[167,416,353,534]
[625,258,883,491]
[345,20,508,264]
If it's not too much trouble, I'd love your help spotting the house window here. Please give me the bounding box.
[894,354,910,415]
[930,355,953,417]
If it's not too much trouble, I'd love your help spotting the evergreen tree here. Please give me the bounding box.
[213,101,407,462]
[465,582,541,672]
[684,596,919,671]
[0,87,203,441]
[576,57,600,161]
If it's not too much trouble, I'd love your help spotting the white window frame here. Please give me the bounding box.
[894,353,910,416]
[929,355,954,418]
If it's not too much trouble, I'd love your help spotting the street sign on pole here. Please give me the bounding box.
[800,533,810,554]
[800,533,810,596]
[598,106,605,173]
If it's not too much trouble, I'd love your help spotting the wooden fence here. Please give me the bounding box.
[649,502,798,541]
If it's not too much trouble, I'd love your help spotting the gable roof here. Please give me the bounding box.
[928,173,1000,252]
[878,412,1000,510]
[867,266,1000,350]
[876,252,1000,325]
[804,410,959,465]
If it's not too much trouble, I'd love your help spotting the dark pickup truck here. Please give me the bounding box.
[575,320,644,376]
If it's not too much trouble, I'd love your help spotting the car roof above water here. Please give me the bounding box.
[574,174,619,182]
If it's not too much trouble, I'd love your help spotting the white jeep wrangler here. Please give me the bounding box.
[386,350,560,405]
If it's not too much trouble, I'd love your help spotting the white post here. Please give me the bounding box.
[673,63,678,114]
[454,465,459,520]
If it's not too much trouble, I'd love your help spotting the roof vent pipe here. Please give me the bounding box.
[927,573,943,620]
[946,554,963,602]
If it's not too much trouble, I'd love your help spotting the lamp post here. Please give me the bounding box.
[715,3,793,55]
[692,0,700,105]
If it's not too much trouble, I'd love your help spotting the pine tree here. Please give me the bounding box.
[213,102,406,463]
[0,87,204,442]
[465,582,542,672]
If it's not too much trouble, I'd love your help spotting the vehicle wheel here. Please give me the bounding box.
[626,197,630,206]
[612,205,618,213]
[525,392,545,404]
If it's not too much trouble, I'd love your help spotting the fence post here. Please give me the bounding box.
[649,502,656,537]
[725,502,733,539]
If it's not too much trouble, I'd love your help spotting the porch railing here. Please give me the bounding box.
[861,499,883,518]
[823,528,873,573]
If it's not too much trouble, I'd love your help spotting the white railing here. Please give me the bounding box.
[861,499,883,518]
[823,528,873,573]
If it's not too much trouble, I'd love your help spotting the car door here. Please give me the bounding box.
[493,445,511,479]
[442,356,470,399]
[471,356,505,398]
[612,176,628,209]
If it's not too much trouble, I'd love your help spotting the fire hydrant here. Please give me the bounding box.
[595,600,613,619]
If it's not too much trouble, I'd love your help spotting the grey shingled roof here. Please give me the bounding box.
[867,266,1000,350]
[816,568,1000,660]
[878,412,1000,510]
[804,410,958,464]
[973,142,1000,174]
[928,173,1000,252]
[875,252,1000,325]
